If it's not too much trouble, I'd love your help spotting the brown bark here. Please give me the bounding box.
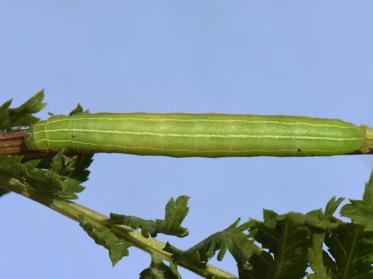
[0,130,55,159]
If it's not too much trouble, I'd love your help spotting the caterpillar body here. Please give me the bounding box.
[25,113,370,157]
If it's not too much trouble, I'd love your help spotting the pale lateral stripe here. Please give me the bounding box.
[35,138,336,154]
[33,127,362,142]
[37,115,359,130]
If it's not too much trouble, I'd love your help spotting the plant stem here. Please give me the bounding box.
[0,176,237,279]
[361,127,373,153]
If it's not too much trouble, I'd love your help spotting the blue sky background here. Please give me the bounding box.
[1,1,373,278]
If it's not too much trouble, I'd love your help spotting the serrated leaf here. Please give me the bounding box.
[50,152,77,176]
[10,90,45,114]
[69,103,89,116]
[161,196,189,237]
[0,91,46,131]
[307,197,344,279]
[79,216,131,266]
[164,219,260,272]
[324,223,373,279]
[110,196,189,238]
[69,153,93,182]
[140,255,181,279]
[0,99,12,130]
[69,104,84,115]
[0,152,92,199]
[110,214,158,237]
[340,170,373,231]
[37,152,93,184]
[248,211,310,279]
[0,188,9,197]
[324,197,345,217]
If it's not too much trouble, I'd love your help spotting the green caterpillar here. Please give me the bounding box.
[25,113,372,157]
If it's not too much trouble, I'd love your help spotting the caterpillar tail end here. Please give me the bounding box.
[360,125,373,153]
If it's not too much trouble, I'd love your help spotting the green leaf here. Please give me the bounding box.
[160,196,189,237]
[307,233,332,279]
[140,254,181,279]
[0,99,12,130]
[37,151,93,184]
[325,196,345,217]
[307,197,344,279]
[164,219,260,271]
[69,103,89,116]
[50,152,78,176]
[69,153,94,182]
[110,214,158,238]
[324,223,373,279]
[0,188,9,197]
[248,211,311,279]
[0,152,92,199]
[79,216,131,266]
[50,151,93,183]
[0,91,46,131]
[110,196,190,238]
[340,170,373,232]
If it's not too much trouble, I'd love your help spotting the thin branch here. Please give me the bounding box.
[0,130,54,159]
[0,175,237,279]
